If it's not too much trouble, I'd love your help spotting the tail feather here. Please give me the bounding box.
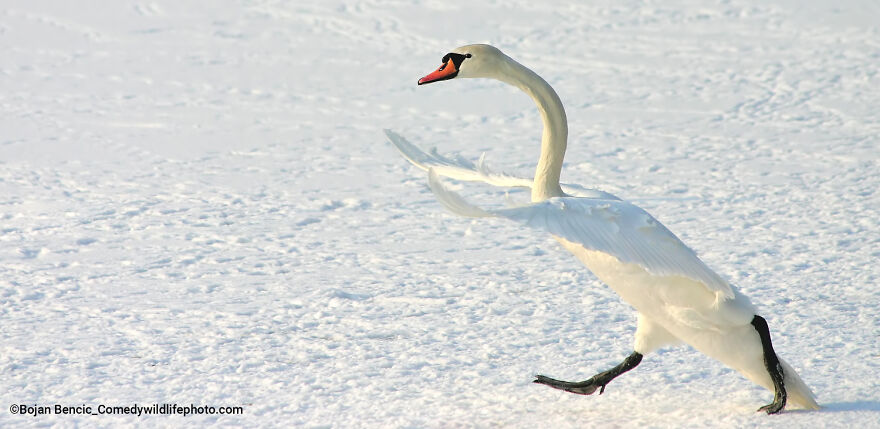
[744,357,821,410]
[780,358,821,410]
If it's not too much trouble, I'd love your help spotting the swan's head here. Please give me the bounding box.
[417,44,508,85]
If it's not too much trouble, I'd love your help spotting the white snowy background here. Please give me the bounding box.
[2,0,878,427]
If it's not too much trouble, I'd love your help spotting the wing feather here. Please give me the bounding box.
[385,129,620,200]
[497,198,734,300]
[426,171,734,300]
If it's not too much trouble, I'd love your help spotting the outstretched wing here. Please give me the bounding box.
[385,129,620,200]
[427,170,734,300]
[385,129,531,188]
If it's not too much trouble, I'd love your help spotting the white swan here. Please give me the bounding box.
[386,44,819,413]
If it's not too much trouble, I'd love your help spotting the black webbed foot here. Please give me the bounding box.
[757,395,786,415]
[533,374,606,395]
[534,352,643,396]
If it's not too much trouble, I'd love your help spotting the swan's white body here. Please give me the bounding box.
[387,44,818,410]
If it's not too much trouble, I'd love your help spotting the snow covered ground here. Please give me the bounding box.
[2,0,878,427]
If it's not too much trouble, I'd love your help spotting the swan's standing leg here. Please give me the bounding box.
[751,315,787,414]
[534,352,643,395]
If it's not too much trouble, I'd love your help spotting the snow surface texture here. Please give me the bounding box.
[1,0,878,427]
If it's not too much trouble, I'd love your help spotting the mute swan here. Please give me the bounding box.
[385,44,819,413]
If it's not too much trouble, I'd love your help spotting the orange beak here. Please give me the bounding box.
[418,58,458,85]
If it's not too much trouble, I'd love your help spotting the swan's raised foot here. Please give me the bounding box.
[533,375,606,395]
[533,351,643,396]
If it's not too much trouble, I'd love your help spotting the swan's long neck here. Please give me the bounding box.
[496,57,568,202]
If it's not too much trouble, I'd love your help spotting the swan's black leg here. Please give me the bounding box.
[534,352,643,395]
[751,315,787,414]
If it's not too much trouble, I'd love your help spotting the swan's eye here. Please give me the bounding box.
[444,53,470,70]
